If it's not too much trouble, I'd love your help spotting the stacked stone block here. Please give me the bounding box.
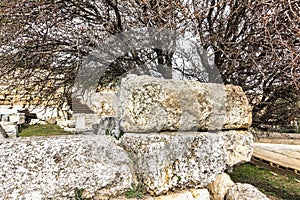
[0,75,268,199]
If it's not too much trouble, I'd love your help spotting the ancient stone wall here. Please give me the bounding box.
[0,75,269,200]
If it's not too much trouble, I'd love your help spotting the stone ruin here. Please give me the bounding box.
[0,75,270,200]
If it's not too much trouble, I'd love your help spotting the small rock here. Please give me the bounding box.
[207,173,235,200]
[226,183,270,200]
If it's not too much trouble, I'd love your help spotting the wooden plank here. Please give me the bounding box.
[257,138,300,145]
[253,147,300,172]
[250,158,300,180]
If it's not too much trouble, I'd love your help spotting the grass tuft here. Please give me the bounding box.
[125,183,145,199]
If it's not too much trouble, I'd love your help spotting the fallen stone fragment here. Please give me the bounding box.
[155,190,195,200]
[189,188,210,200]
[207,173,235,200]
[226,183,270,200]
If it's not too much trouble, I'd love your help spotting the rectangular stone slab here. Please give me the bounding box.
[0,131,253,198]
[118,130,253,195]
[0,135,136,199]
[118,75,252,133]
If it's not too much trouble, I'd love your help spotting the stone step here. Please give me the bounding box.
[71,98,94,114]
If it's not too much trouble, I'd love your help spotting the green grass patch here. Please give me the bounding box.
[125,183,145,199]
[230,163,300,200]
[18,124,73,137]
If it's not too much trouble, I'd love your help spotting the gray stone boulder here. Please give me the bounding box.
[0,135,136,200]
[118,130,253,195]
[226,183,270,200]
[118,75,252,133]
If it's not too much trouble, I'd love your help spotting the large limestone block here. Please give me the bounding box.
[226,183,270,200]
[119,132,227,195]
[118,75,252,133]
[0,135,136,200]
[118,130,253,195]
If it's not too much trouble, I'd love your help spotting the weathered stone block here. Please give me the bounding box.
[0,135,136,199]
[74,113,99,131]
[90,91,117,116]
[220,130,254,166]
[118,75,252,133]
[119,132,227,195]
[118,130,253,195]
[0,130,253,199]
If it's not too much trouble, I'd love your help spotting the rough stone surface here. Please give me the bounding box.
[119,132,227,195]
[0,135,136,200]
[220,131,254,166]
[226,183,270,200]
[207,173,235,200]
[111,189,210,200]
[74,113,99,131]
[118,75,252,133]
[90,91,117,116]
[0,130,253,199]
[155,190,195,200]
[0,120,254,199]
[190,189,210,200]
